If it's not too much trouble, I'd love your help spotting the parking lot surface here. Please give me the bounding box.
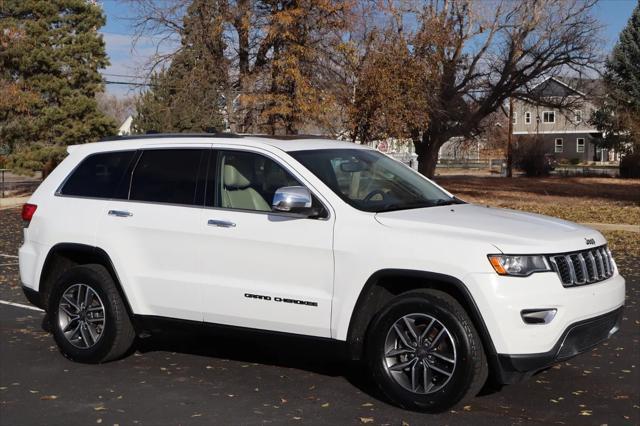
[1,207,638,425]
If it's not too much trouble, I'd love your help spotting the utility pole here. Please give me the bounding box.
[506,97,514,177]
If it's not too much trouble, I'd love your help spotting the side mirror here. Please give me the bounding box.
[272,186,313,214]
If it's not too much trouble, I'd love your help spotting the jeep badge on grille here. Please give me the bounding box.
[585,238,596,246]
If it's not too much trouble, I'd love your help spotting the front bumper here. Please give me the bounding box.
[494,306,623,384]
[463,271,625,354]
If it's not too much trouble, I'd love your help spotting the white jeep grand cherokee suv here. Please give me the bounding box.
[19,134,625,412]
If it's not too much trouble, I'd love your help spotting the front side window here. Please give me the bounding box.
[129,149,206,205]
[525,112,531,124]
[543,111,555,123]
[555,138,563,153]
[214,150,303,212]
[60,150,136,199]
[576,138,585,153]
[575,110,583,123]
[512,112,517,125]
[291,149,458,213]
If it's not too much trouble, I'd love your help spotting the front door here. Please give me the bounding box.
[200,148,334,337]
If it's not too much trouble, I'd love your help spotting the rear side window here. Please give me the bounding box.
[60,151,136,199]
[129,149,206,205]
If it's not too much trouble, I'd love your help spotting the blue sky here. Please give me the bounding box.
[98,0,638,98]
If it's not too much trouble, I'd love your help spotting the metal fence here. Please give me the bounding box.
[0,169,42,198]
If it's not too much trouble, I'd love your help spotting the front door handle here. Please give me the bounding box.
[108,210,133,217]
[207,219,236,228]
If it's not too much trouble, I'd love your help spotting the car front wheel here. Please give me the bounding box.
[365,289,488,412]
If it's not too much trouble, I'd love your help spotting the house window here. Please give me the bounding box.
[512,112,517,125]
[555,138,563,153]
[575,110,582,123]
[543,111,555,123]
[576,138,585,153]
[525,111,531,124]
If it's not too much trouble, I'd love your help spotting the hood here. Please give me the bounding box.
[375,203,605,254]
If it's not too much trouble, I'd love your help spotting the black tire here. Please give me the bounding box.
[49,264,135,363]
[365,289,488,412]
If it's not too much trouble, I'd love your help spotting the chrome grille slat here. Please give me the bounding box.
[565,255,577,284]
[586,251,598,281]
[600,247,611,277]
[549,245,614,287]
[594,249,605,279]
[576,253,588,284]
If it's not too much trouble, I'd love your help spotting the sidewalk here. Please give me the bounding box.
[580,222,640,233]
[0,196,30,210]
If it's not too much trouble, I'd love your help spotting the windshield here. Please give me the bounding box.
[290,149,461,213]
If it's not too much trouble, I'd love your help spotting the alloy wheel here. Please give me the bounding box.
[58,283,106,349]
[383,313,457,394]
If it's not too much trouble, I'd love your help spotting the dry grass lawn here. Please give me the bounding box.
[436,176,640,226]
[436,176,640,254]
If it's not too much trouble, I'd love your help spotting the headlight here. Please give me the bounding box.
[488,255,551,277]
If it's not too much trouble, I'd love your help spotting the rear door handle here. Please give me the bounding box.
[108,210,133,217]
[207,219,236,228]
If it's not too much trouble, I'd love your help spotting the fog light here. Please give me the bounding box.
[521,309,557,324]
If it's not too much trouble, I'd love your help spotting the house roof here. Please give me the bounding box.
[532,76,605,99]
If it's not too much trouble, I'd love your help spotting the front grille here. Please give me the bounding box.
[548,245,615,287]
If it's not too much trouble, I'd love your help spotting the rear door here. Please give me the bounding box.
[199,147,335,337]
[96,146,210,321]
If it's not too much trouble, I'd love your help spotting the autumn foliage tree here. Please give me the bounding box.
[131,0,602,178]
[130,0,352,135]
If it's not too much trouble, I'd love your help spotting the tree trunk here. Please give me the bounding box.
[415,124,449,178]
[417,146,440,178]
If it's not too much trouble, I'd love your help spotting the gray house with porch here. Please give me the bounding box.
[512,77,615,163]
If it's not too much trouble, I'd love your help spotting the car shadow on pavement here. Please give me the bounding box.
[132,323,387,401]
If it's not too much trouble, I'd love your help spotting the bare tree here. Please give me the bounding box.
[96,93,138,125]
[407,0,602,177]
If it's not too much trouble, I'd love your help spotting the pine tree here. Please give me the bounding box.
[0,0,116,159]
[606,2,640,110]
[591,2,640,165]
[132,0,226,134]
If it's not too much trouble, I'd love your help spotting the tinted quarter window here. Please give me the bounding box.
[130,149,205,205]
[60,151,136,199]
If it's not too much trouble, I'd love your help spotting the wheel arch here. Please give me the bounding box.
[345,269,497,363]
[39,243,133,316]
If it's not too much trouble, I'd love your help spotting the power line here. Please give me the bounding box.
[102,73,149,80]
[104,80,151,87]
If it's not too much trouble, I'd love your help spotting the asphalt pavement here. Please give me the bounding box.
[1,207,638,425]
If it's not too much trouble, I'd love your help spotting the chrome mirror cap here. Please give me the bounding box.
[272,186,312,213]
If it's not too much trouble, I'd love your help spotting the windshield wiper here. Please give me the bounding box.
[375,201,436,213]
[432,198,458,206]
[375,197,463,212]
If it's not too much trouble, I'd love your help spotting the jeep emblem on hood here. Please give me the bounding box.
[585,238,596,245]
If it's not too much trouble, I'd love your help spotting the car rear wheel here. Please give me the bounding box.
[365,289,488,412]
[49,264,135,363]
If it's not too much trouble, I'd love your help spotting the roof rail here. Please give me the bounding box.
[240,134,330,140]
[100,132,243,142]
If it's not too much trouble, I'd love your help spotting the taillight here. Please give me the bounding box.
[21,203,37,224]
